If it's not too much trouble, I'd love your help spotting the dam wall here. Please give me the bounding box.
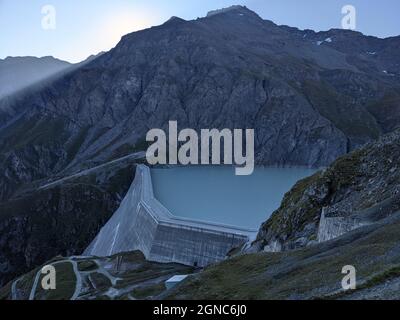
[85,165,256,267]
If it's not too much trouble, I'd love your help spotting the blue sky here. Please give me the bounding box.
[0,0,399,63]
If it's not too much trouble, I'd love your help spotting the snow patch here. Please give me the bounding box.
[317,37,333,46]
[383,70,396,77]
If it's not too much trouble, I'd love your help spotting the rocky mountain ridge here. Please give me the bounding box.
[0,56,72,99]
[1,6,400,203]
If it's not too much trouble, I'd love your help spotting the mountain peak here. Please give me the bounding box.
[163,16,187,26]
[206,5,252,17]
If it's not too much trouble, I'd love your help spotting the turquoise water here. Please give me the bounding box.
[151,166,317,230]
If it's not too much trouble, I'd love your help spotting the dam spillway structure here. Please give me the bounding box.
[85,165,257,267]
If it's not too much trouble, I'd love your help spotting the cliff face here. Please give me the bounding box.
[1,6,400,203]
[252,129,400,252]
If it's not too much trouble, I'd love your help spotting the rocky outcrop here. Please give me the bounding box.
[252,129,400,252]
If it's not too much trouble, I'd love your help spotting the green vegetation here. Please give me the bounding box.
[366,91,400,133]
[131,283,166,299]
[327,148,366,191]
[167,253,279,300]
[167,216,400,300]
[65,126,90,162]
[0,116,67,152]
[362,266,400,289]
[322,265,400,300]
[0,282,11,300]
[89,272,112,291]
[301,80,381,139]
[264,171,323,237]
[33,262,76,300]
[78,260,98,272]
[259,145,369,246]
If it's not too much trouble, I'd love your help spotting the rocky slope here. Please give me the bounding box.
[252,129,400,252]
[0,154,142,287]
[166,211,400,300]
[1,6,400,203]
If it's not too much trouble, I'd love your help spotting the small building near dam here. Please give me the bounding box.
[84,165,257,267]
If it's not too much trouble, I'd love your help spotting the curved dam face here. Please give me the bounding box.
[84,165,256,267]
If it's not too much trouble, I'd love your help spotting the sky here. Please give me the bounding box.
[0,0,399,63]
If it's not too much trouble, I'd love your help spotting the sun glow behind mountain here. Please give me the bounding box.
[1,0,399,64]
[100,9,159,52]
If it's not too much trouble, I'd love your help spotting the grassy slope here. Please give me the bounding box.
[166,213,400,300]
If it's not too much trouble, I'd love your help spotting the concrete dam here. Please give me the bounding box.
[85,165,257,267]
